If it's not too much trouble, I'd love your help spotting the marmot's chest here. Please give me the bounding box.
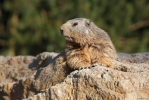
[82,46,101,63]
[67,45,99,63]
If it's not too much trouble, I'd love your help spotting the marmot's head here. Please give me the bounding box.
[60,18,111,48]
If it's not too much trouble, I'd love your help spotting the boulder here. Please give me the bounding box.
[0,52,149,100]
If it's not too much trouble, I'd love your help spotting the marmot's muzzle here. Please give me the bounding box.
[60,29,64,35]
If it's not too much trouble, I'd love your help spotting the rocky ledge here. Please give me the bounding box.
[0,52,149,100]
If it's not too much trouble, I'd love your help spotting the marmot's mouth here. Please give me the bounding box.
[60,29,75,42]
[65,36,72,41]
[66,40,81,49]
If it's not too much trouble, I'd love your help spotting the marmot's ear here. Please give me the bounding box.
[85,19,91,27]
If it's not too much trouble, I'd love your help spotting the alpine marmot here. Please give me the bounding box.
[60,18,117,69]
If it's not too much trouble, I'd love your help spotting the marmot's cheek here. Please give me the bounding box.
[85,30,89,34]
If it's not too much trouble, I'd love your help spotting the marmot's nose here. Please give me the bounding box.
[60,29,64,35]
[60,24,66,35]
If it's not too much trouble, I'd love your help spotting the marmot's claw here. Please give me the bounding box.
[78,67,82,70]
[92,63,99,67]
[101,64,105,66]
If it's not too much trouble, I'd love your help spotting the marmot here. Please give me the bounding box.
[60,18,117,69]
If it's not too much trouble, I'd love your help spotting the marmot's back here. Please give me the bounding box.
[60,18,117,69]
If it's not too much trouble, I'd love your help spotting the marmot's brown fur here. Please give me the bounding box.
[60,18,117,69]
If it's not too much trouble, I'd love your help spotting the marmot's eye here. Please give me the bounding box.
[72,22,78,27]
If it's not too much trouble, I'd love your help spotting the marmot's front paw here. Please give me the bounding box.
[92,63,106,67]
[78,63,98,70]
[78,66,91,70]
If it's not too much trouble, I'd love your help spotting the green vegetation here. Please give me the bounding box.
[0,0,149,56]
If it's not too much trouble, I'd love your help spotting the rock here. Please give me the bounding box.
[0,56,35,100]
[0,52,149,100]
